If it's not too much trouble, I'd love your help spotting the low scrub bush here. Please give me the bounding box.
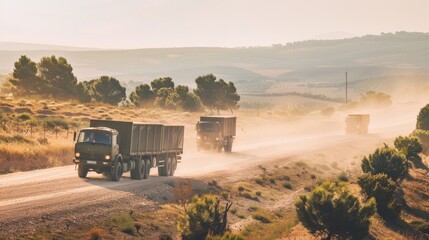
[337,172,349,182]
[283,182,292,189]
[252,211,272,223]
[295,181,375,240]
[112,213,135,234]
[241,192,259,201]
[87,227,103,240]
[0,134,33,144]
[177,194,232,240]
[361,147,408,181]
[394,135,425,168]
[412,129,429,155]
[357,173,401,219]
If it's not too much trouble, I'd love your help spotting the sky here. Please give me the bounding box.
[1,0,429,49]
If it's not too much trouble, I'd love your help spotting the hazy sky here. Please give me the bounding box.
[1,0,429,49]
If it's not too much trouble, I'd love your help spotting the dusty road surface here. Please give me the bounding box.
[0,102,421,238]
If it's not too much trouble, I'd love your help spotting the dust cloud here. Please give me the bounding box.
[176,84,429,177]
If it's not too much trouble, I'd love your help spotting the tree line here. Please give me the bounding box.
[3,55,240,112]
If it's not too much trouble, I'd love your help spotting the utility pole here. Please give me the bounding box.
[345,71,348,104]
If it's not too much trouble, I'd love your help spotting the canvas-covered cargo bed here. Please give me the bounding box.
[199,116,236,137]
[90,120,184,156]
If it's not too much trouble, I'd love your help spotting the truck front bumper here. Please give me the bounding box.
[73,158,111,166]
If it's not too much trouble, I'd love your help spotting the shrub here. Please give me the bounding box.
[248,206,258,212]
[238,186,245,192]
[255,179,264,185]
[112,213,135,234]
[252,212,272,223]
[416,104,429,130]
[357,173,401,219]
[241,192,259,201]
[43,117,69,130]
[17,113,31,121]
[0,134,33,144]
[177,195,232,240]
[394,135,425,168]
[361,147,408,181]
[295,181,375,240]
[87,227,103,240]
[283,182,292,189]
[337,172,349,182]
[412,129,429,155]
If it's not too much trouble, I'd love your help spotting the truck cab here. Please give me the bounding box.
[196,121,222,151]
[73,127,121,179]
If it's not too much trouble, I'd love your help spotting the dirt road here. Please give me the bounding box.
[0,103,420,238]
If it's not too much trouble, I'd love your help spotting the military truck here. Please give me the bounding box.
[196,116,236,152]
[345,114,370,134]
[73,119,184,181]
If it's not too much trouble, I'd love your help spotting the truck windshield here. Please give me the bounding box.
[198,123,219,132]
[77,130,112,145]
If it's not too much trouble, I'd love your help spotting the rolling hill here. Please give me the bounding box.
[1,32,429,96]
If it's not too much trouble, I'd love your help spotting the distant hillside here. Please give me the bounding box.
[1,32,429,95]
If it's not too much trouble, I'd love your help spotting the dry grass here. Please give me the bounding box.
[0,137,73,174]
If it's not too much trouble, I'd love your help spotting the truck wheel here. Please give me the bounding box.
[131,159,144,180]
[170,156,177,176]
[78,164,88,178]
[158,157,171,176]
[225,138,233,152]
[111,162,122,181]
[143,159,151,179]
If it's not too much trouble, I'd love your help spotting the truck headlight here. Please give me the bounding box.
[197,135,201,140]
[105,155,111,160]
[216,137,219,141]
[75,152,80,158]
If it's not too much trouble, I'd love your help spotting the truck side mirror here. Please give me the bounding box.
[117,135,120,145]
[73,132,77,142]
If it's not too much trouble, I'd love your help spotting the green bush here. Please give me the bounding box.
[283,182,293,189]
[252,212,272,223]
[412,129,429,155]
[177,195,232,240]
[357,173,401,219]
[295,181,375,240]
[337,172,349,182]
[361,147,408,181]
[0,134,33,144]
[111,213,135,234]
[394,135,425,168]
[43,117,69,130]
[416,104,429,130]
[17,113,31,121]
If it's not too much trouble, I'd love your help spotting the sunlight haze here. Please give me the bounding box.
[1,0,429,49]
